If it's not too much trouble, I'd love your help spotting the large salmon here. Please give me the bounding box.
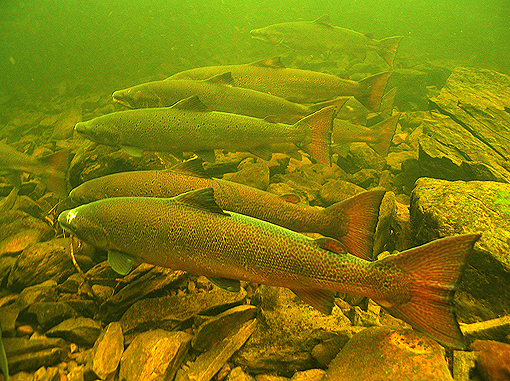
[58,187,480,349]
[167,57,391,110]
[75,96,336,165]
[251,16,403,67]
[112,73,348,124]
[69,158,385,260]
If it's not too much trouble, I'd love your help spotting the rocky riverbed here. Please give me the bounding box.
[1,65,510,381]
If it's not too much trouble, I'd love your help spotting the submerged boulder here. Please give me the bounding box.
[322,327,453,381]
[410,178,510,322]
[418,67,510,182]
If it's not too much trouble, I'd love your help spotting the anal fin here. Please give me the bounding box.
[292,288,337,315]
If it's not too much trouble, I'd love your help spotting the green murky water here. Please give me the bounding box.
[0,0,508,97]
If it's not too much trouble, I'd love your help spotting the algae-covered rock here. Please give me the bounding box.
[419,67,510,182]
[410,178,510,322]
[234,286,350,377]
[323,327,453,381]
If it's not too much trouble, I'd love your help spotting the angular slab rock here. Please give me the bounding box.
[192,305,258,352]
[119,329,192,381]
[120,287,247,338]
[227,366,256,381]
[0,210,54,257]
[176,319,257,381]
[8,238,95,291]
[234,286,351,377]
[420,67,510,182]
[88,322,124,380]
[97,265,186,322]
[222,160,270,191]
[46,317,101,347]
[410,178,510,322]
[3,337,66,374]
[322,327,454,381]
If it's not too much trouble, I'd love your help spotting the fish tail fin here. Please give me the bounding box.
[356,72,391,111]
[295,105,337,166]
[379,86,398,118]
[37,149,73,197]
[307,96,349,113]
[376,234,480,349]
[367,113,400,157]
[324,190,385,260]
[377,36,403,67]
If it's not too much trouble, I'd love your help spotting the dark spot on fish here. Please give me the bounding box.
[505,106,510,114]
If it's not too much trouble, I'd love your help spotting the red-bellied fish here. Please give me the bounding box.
[58,187,480,349]
[69,157,385,260]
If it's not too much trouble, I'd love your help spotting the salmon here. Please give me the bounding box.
[0,142,71,196]
[69,157,385,260]
[58,187,480,349]
[167,57,391,110]
[75,97,337,165]
[251,16,403,67]
[112,72,347,124]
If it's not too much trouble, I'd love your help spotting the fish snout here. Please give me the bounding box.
[74,121,88,136]
[112,90,134,108]
[250,29,265,40]
[58,207,110,249]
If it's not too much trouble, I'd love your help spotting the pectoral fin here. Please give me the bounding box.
[108,250,135,275]
[292,288,337,315]
[121,145,144,157]
[208,277,241,292]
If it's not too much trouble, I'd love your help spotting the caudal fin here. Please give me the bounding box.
[308,96,349,114]
[294,105,337,166]
[323,190,385,260]
[355,72,391,111]
[376,234,480,349]
[367,113,400,157]
[37,149,73,197]
[377,36,403,67]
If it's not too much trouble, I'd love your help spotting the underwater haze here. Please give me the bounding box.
[0,0,509,96]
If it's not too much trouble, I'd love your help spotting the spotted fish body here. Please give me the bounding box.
[112,74,348,124]
[167,58,391,110]
[69,158,385,260]
[74,98,335,165]
[59,188,480,349]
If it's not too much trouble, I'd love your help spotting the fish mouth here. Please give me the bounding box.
[112,91,134,108]
[249,29,268,41]
[74,122,88,136]
[58,209,77,236]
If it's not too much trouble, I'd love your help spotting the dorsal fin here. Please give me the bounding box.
[314,15,333,27]
[169,157,211,179]
[174,187,229,216]
[205,72,235,86]
[251,57,285,69]
[171,95,208,112]
[314,237,347,254]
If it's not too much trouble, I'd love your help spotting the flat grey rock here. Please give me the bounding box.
[119,329,192,381]
[46,317,101,347]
